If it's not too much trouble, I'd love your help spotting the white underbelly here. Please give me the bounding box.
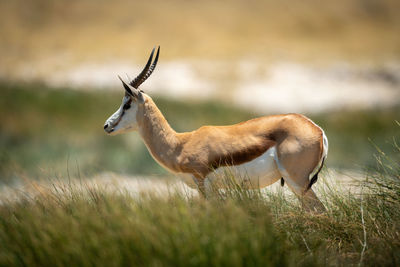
[176,146,282,190]
[207,146,281,189]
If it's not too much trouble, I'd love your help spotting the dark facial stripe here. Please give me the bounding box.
[110,97,132,128]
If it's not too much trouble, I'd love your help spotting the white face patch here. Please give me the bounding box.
[104,95,139,135]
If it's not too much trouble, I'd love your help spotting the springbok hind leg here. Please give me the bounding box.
[285,176,326,213]
[275,139,326,213]
[276,163,325,213]
[300,187,326,213]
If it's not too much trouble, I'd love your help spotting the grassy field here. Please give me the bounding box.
[1,82,399,183]
[1,0,399,265]
[0,145,399,266]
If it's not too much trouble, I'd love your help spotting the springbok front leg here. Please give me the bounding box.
[193,177,208,199]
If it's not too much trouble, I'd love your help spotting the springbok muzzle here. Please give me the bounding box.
[104,106,124,134]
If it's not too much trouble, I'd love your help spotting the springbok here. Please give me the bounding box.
[104,47,328,212]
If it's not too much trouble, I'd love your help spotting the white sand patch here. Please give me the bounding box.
[234,62,400,113]
[12,59,400,113]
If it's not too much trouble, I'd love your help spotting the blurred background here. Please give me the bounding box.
[0,0,399,184]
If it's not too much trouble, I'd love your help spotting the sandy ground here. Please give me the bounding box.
[13,60,400,113]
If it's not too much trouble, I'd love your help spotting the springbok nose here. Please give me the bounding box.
[104,123,109,129]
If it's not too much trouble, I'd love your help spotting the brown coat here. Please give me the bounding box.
[137,96,324,180]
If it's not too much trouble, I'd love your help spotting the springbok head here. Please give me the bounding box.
[104,46,160,135]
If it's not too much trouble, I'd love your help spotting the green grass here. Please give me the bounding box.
[313,109,400,170]
[1,82,399,183]
[0,142,399,266]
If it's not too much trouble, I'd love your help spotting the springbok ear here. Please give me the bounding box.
[118,75,135,97]
[118,76,145,104]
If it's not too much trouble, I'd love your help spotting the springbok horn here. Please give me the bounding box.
[129,46,160,89]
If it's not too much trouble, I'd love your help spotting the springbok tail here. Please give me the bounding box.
[306,157,325,191]
[306,130,328,191]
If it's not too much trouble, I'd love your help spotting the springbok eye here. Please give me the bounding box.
[123,102,131,110]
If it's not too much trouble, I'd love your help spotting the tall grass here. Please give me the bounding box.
[0,183,287,266]
[0,142,399,266]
